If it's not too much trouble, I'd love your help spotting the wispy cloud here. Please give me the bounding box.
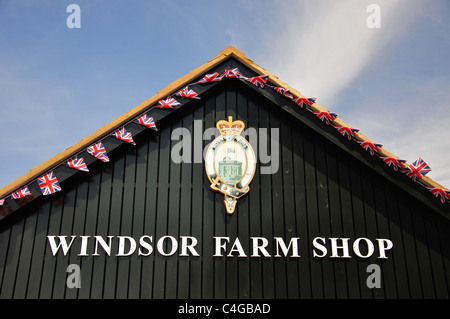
[261,0,424,107]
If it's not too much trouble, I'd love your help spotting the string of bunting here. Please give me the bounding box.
[1,67,449,207]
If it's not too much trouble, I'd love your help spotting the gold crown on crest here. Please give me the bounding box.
[216,116,245,136]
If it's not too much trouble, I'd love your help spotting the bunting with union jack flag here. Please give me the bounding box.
[403,157,431,181]
[175,86,200,99]
[313,111,338,125]
[221,68,243,78]
[11,186,31,199]
[133,113,157,130]
[154,96,181,109]
[197,72,222,84]
[292,97,316,109]
[424,186,450,204]
[245,75,269,88]
[37,171,61,196]
[332,124,359,140]
[378,156,407,171]
[0,198,5,206]
[63,155,89,172]
[272,86,293,99]
[357,140,383,156]
[110,127,136,145]
[87,141,110,162]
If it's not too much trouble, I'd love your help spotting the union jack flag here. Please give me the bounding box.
[313,111,338,125]
[245,75,269,88]
[175,86,200,99]
[403,157,431,181]
[0,198,5,206]
[378,156,407,171]
[87,141,110,162]
[154,96,180,109]
[37,171,61,196]
[110,127,136,145]
[11,186,31,199]
[424,186,450,204]
[133,114,157,130]
[292,97,316,108]
[332,124,359,140]
[221,68,243,78]
[357,140,383,156]
[63,155,89,172]
[273,86,293,99]
[197,72,222,84]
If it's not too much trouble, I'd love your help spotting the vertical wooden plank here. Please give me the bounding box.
[116,148,138,299]
[325,143,347,298]
[177,106,193,299]
[281,121,299,299]
[336,151,358,298]
[225,81,239,299]
[103,156,125,298]
[292,125,311,299]
[314,134,335,299]
[202,94,215,299]
[78,171,101,299]
[52,188,77,299]
[360,168,382,298]
[437,216,450,298]
[398,198,422,298]
[247,93,263,299]
[129,136,149,298]
[270,107,287,299]
[259,97,275,299]
[425,214,450,298]
[189,102,204,299]
[165,115,182,299]
[39,195,64,298]
[141,133,160,298]
[303,127,322,299]
[0,223,12,297]
[0,217,25,298]
[236,84,251,299]
[214,87,227,299]
[26,201,51,298]
[372,177,398,299]
[153,125,171,298]
[385,188,410,298]
[410,202,436,298]
[348,161,367,298]
[13,209,38,298]
[91,165,113,299]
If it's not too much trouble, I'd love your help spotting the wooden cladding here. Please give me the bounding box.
[0,80,449,299]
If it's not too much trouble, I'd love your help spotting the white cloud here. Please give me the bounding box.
[261,0,424,107]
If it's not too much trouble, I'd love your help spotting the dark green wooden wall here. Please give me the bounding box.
[0,78,449,299]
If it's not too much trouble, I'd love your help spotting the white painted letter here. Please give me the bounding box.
[213,237,229,257]
[180,236,200,256]
[376,238,393,259]
[353,238,375,258]
[330,238,351,258]
[312,237,327,258]
[117,236,137,256]
[47,236,77,256]
[250,237,271,257]
[274,237,300,257]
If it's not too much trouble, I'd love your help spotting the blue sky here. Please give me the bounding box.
[1,0,450,192]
